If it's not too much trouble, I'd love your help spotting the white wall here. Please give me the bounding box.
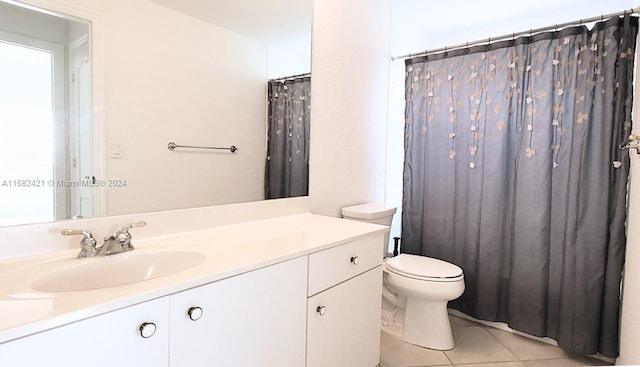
[0,1,70,44]
[103,0,268,215]
[309,0,391,217]
[618,43,640,366]
[267,44,310,79]
[13,0,271,217]
[390,0,638,56]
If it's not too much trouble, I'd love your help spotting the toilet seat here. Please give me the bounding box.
[385,254,463,282]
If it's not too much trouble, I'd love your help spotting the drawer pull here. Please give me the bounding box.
[350,256,359,265]
[139,322,157,338]
[316,305,327,316]
[188,306,203,321]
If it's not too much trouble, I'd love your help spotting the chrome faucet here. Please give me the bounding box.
[61,221,147,258]
[97,221,147,256]
[61,229,98,258]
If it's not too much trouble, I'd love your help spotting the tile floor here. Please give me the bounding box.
[380,315,610,367]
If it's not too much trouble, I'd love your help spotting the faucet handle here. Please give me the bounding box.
[61,229,97,258]
[120,221,147,234]
[114,221,147,250]
[61,229,89,236]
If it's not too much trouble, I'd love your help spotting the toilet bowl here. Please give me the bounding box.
[341,203,465,351]
[382,254,464,350]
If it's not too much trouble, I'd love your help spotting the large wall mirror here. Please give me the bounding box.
[0,0,311,228]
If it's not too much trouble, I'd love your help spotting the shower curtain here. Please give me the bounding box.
[401,15,637,357]
[264,76,311,199]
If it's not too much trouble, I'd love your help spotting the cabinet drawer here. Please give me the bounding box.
[308,234,383,296]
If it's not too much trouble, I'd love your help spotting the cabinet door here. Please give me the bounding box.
[307,266,382,367]
[0,297,170,367]
[170,257,307,367]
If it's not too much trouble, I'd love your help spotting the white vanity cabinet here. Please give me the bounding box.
[0,225,386,367]
[169,256,308,367]
[306,235,384,367]
[0,257,308,367]
[0,297,170,367]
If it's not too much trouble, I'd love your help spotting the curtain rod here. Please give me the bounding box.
[391,7,640,61]
[269,72,311,82]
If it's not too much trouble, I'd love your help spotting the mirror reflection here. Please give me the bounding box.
[0,0,311,228]
[0,1,90,226]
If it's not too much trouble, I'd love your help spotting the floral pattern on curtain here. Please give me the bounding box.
[265,77,311,199]
[402,15,637,357]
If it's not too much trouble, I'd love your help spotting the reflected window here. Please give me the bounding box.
[0,38,57,225]
[0,1,91,225]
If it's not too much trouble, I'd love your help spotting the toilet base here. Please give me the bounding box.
[382,299,455,351]
[381,309,403,337]
[403,299,454,350]
[381,262,464,351]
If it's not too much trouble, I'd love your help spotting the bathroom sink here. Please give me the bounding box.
[31,251,206,292]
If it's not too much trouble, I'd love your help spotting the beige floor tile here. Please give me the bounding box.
[379,321,609,367]
[449,315,482,327]
[381,363,450,367]
[523,357,609,367]
[453,362,527,367]
[486,328,568,360]
[379,332,452,366]
[444,327,518,364]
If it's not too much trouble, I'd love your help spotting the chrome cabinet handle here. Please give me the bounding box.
[139,322,157,338]
[188,306,203,321]
[350,256,359,265]
[317,305,327,316]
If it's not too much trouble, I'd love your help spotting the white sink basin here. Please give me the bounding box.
[31,251,206,292]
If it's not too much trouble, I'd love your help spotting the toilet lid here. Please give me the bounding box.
[386,254,463,279]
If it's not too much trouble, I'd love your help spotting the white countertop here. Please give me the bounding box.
[0,213,387,344]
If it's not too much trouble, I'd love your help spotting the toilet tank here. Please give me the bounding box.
[341,203,397,258]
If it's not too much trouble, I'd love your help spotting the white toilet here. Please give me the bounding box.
[342,203,465,351]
